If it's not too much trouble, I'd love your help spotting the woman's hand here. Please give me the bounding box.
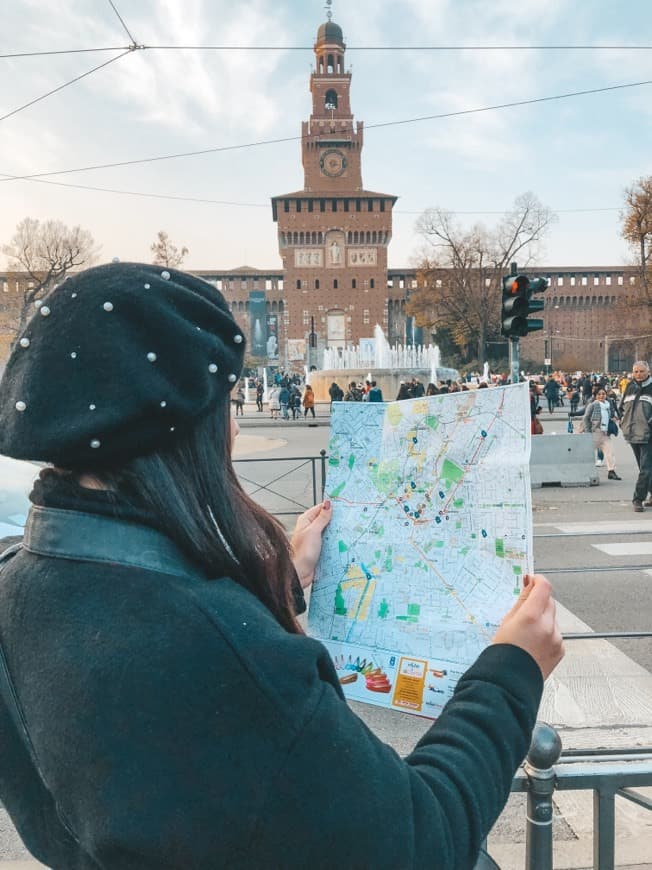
[290,500,333,588]
[492,574,564,680]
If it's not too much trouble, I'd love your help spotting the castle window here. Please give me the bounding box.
[352,279,356,289]
[265,280,272,291]
[296,200,302,213]
[296,280,302,290]
[581,276,588,286]
[606,275,612,286]
[315,280,320,290]
[325,89,338,110]
[380,200,385,212]
[618,275,624,285]
[356,199,361,212]
[308,200,314,213]
[320,199,326,213]
[630,276,637,285]
[370,279,375,289]
[344,199,350,212]
[367,200,373,211]
[558,276,564,287]
[594,275,600,285]
[327,54,334,73]
[334,280,339,289]
[284,200,290,213]
[570,276,576,286]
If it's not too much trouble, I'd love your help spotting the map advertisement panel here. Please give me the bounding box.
[308,383,532,718]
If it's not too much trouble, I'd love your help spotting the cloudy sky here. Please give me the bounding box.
[2,0,652,270]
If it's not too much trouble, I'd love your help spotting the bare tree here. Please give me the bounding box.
[408,193,556,364]
[621,176,652,306]
[150,231,189,269]
[2,217,98,340]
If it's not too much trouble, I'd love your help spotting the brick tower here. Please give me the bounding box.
[271,10,397,361]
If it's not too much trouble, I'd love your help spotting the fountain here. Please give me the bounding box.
[308,325,459,402]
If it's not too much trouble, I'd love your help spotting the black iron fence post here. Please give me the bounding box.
[320,449,327,500]
[524,722,562,870]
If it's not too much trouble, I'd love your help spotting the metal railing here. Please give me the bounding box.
[233,449,328,517]
[517,722,652,870]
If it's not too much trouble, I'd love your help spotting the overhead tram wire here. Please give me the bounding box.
[2,75,652,182]
[106,0,138,46]
[4,43,652,58]
[0,171,622,216]
[0,50,133,123]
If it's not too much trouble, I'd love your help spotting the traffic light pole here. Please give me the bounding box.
[509,337,520,385]
[508,263,520,384]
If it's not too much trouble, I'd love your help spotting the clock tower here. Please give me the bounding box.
[271,11,397,360]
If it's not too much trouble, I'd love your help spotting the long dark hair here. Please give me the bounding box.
[99,392,302,634]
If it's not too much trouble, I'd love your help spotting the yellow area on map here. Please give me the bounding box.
[342,572,377,623]
[412,399,428,416]
[386,404,403,427]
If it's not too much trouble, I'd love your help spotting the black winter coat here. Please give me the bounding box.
[0,478,543,870]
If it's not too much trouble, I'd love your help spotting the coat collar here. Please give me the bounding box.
[23,505,201,579]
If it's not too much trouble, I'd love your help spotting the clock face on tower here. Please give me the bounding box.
[320,148,347,177]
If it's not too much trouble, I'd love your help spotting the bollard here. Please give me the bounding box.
[524,722,562,870]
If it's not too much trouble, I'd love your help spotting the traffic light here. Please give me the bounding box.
[501,274,548,338]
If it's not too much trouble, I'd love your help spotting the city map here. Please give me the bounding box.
[307,383,533,718]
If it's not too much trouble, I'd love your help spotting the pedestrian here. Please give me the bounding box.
[268,385,280,420]
[344,381,361,401]
[255,381,264,412]
[303,384,316,418]
[367,380,384,402]
[232,385,245,417]
[543,376,560,414]
[619,360,652,511]
[426,382,438,396]
[396,381,410,401]
[582,388,622,480]
[290,386,302,420]
[0,261,564,870]
[279,384,290,420]
[328,381,344,410]
[412,378,425,398]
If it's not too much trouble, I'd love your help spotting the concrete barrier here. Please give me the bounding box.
[530,433,599,488]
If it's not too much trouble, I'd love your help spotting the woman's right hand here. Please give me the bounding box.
[492,574,564,679]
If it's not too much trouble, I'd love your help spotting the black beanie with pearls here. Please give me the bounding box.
[0,262,246,469]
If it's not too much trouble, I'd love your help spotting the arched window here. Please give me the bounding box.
[327,54,334,73]
[315,280,320,290]
[325,89,338,110]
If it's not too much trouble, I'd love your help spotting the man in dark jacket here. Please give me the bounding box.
[367,380,384,402]
[619,360,652,511]
[543,377,560,414]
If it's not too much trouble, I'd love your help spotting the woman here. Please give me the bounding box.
[302,383,316,418]
[582,387,622,480]
[268,384,280,419]
[232,384,245,416]
[0,263,562,870]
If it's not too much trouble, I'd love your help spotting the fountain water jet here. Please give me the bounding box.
[311,325,458,401]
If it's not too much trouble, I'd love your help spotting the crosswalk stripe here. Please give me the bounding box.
[593,542,652,556]
[553,520,652,535]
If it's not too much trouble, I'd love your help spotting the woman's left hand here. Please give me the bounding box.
[290,500,333,588]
